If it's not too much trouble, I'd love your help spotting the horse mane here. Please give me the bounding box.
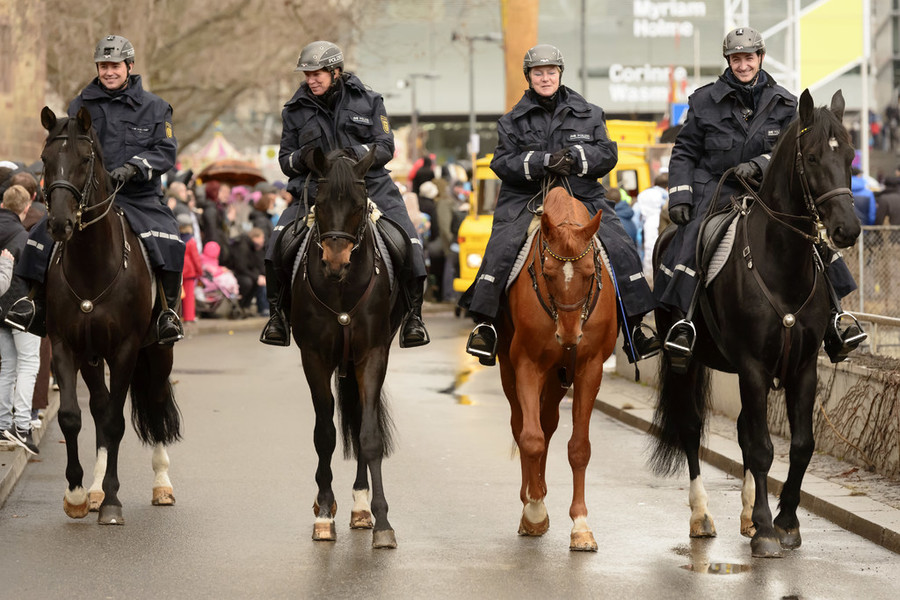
[321,149,364,206]
[760,102,851,198]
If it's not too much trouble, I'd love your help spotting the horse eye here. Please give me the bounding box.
[807,154,817,164]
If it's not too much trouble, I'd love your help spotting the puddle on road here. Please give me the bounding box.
[443,366,479,405]
[681,562,751,575]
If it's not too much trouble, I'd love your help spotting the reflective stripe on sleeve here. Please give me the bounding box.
[573,144,588,176]
[523,151,535,181]
[669,185,692,194]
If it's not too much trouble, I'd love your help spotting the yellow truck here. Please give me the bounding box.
[453,120,672,293]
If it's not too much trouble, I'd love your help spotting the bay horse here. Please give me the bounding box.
[650,90,860,557]
[496,185,617,551]
[39,106,181,525]
[291,147,404,549]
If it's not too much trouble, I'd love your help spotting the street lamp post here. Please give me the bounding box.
[452,32,502,171]
[398,73,439,162]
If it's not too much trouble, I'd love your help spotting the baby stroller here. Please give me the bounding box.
[195,267,243,319]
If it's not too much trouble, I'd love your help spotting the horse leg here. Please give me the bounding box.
[515,370,549,537]
[357,356,396,549]
[739,373,782,558]
[736,411,756,538]
[54,347,89,519]
[81,363,109,511]
[350,454,373,529]
[773,363,817,550]
[681,364,716,539]
[96,355,137,525]
[151,444,176,506]
[567,366,603,552]
[303,354,338,542]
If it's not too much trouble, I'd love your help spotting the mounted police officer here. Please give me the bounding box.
[259,40,430,348]
[5,35,184,344]
[461,44,661,366]
[657,27,864,368]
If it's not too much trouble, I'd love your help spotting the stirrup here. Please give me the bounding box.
[4,297,35,332]
[824,312,866,363]
[628,322,662,361]
[663,319,696,373]
[466,322,498,359]
[157,309,184,344]
[259,311,291,347]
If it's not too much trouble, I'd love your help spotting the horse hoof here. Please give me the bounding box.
[740,517,756,538]
[152,486,176,506]
[98,505,125,526]
[89,490,105,512]
[312,521,336,542]
[750,535,783,558]
[775,525,802,549]
[350,510,374,529]
[689,515,717,538]
[372,529,397,549]
[63,496,90,519]
[569,531,598,552]
[312,500,337,518]
[518,515,550,537]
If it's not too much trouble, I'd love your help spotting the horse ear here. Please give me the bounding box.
[799,89,814,126]
[75,107,93,134]
[540,208,555,238]
[310,147,328,177]
[40,106,56,132]
[586,207,603,238]
[830,90,845,122]
[354,147,377,180]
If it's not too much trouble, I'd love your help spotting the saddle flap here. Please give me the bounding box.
[698,203,742,284]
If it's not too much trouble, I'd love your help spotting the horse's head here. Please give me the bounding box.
[538,188,603,348]
[768,89,860,249]
[308,147,376,279]
[40,106,107,242]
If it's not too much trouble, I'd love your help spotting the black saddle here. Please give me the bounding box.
[696,199,744,278]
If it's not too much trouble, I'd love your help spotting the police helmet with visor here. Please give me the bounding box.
[722,27,765,57]
[94,35,135,64]
[295,41,344,73]
[523,44,565,80]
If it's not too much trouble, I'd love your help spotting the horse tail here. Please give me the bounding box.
[648,353,710,477]
[130,344,182,446]
[336,364,395,460]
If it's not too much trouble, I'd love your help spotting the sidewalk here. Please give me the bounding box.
[593,360,900,554]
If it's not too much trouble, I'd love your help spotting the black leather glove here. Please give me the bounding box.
[109,164,138,184]
[546,148,574,176]
[669,204,691,226]
[300,146,317,170]
[734,161,760,180]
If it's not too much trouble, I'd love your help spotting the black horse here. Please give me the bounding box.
[39,107,181,525]
[291,148,405,548]
[650,90,860,557]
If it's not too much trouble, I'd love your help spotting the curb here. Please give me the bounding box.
[594,376,900,555]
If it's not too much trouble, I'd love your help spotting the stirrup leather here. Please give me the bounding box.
[4,297,35,332]
[466,322,498,358]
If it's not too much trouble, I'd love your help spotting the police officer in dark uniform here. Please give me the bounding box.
[259,40,429,348]
[658,27,864,366]
[462,44,661,366]
[5,35,184,344]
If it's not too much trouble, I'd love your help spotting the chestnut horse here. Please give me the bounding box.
[496,186,617,551]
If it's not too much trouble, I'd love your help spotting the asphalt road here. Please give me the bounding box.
[0,310,898,599]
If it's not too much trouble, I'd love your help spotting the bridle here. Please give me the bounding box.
[528,227,602,325]
[42,131,122,231]
[312,161,369,252]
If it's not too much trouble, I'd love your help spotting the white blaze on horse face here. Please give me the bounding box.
[563,261,574,286]
[829,137,838,151]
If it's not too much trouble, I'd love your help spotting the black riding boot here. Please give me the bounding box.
[259,261,291,347]
[662,318,695,374]
[622,315,661,363]
[465,317,497,366]
[3,276,47,338]
[157,270,184,344]
[399,275,430,348]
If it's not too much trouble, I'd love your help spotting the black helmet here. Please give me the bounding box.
[94,35,135,64]
[722,27,765,57]
[295,41,344,73]
[523,44,565,79]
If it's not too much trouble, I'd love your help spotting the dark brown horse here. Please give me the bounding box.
[497,186,617,551]
[650,90,860,557]
[290,148,405,548]
[40,107,181,525]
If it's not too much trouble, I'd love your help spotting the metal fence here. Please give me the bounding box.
[841,226,900,357]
